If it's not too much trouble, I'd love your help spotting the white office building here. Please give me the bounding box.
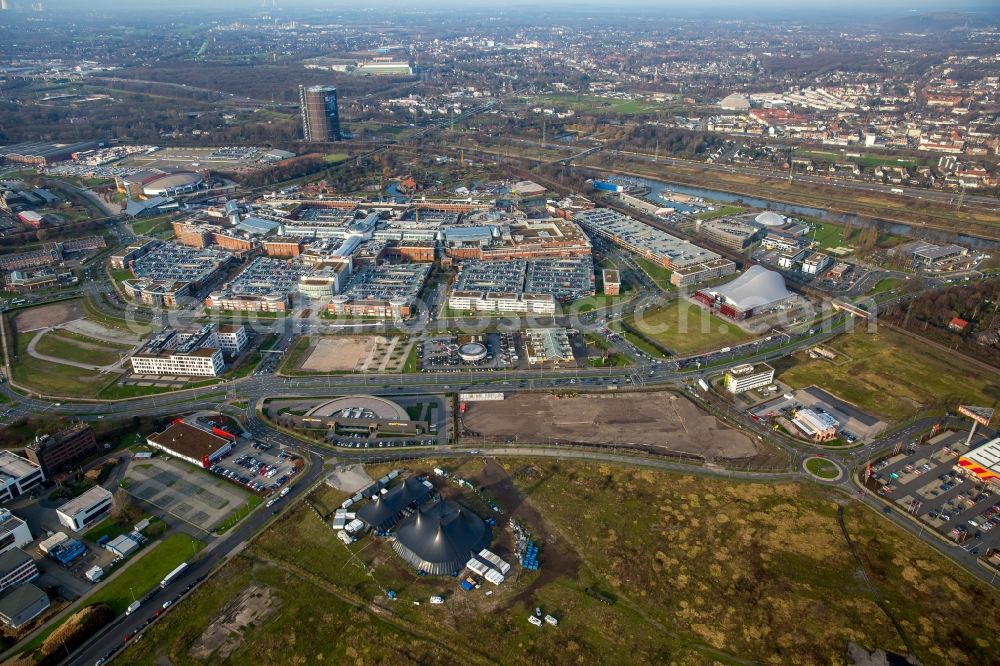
[0,452,44,503]
[130,348,223,376]
[448,291,556,315]
[56,486,114,532]
[724,363,776,394]
[215,324,248,354]
[0,510,32,556]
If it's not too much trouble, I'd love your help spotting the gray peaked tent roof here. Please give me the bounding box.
[355,477,430,532]
[391,500,490,575]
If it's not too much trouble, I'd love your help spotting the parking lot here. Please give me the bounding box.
[124,456,253,532]
[208,438,301,497]
[751,385,887,443]
[868,430,1000,558]
[420,333,521,372]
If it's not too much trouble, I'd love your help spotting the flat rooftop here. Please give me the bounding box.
[56,485,112,517]
[148,421,231,460]
[0,451,40,482]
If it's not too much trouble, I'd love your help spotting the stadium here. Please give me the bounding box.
[693,265,791,320]
[391,500,491,575]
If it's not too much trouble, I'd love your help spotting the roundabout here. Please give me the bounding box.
[802,456,843,482]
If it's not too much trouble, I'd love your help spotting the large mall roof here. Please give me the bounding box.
[709,265,790,311]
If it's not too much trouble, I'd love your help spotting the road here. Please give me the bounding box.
[64,447,326,666]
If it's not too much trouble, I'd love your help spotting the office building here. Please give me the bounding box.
[299,85,340,141]
[0,510,32,556]
[56,486,114,532]
[724,363,775,394]
[130,325,227,377]
[0,549,40,595]
[25,422,99,478]
[0,452,44,504]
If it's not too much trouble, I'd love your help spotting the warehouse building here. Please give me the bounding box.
[356,478,432,533]
[791,408,839,442]
[391,500,490,575]
[0,549,40,594]
[25,423,99,478]
[105,534,141,558]
[955,438,1000,488]
[724,363,775,394]
[146,421,234,468]
[0,510,32,556]
[0,583,49,629]
[0,452,45,504]
[56,486,113,532]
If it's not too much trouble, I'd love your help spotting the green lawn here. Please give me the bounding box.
[88,534,204,614]
[565,292,632,315]
[805,458,840,479]
[692,205,746,221]
[323,152,349,163]
[627,300,753,355]
[10,331,115,397]
[633,257,677,292]
[402,344,420,373]
[530,93,667,115]
[587,352,630,367]
[808,221,852,250]
[33,330,129,367]
[867,277,903,297]
[774,328,1000,421]
[214,494,262,534]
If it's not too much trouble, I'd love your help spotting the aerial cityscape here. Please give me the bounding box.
[0,0,998,664]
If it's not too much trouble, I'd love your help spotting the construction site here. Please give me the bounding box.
[460,391,780,465]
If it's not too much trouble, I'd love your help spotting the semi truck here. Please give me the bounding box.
[160,562,188,589]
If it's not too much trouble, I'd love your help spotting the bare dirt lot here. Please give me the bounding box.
[301,335,387,372]
[189,583,280,660]
[462,391,762,461]
[12,300,84,331]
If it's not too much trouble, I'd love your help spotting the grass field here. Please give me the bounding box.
[89,534,204,614]
[633,257,677,292]
[131,214,177,236]
[33,329,130,367]
[692,205,746,221]
[10,333,114,397]
[867,277,904,296]
[805,457,840,479]
[627,300,753,355]
[119,459,999,665]
[774,328,1000,421]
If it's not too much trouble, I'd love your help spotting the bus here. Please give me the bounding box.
[160,562,188,589]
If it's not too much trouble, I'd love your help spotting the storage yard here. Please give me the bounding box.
[461,391,767,462]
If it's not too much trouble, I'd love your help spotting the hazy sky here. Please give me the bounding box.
[10,0,1000,13]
